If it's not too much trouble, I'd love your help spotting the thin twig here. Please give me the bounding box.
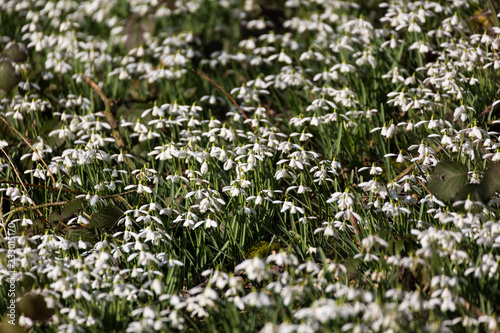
[392,146,443,183]
[4,201,68,225]
[101,189,137,199]
[480,105,493,118]
[114,95,158,106]
[0,180,85,194]
[83,75,127,151]
[193,69,257,133]
[0,147,46,221]
[417,178,432,195]
[466,10,491,22]
[0,196,6,238]
[392,164,416,183]
[3,189,137,224]
[83,76,137,184]
[0,116,56,185]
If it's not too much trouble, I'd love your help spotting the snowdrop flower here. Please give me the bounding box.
[381,201,411,217]
[166,172,189,184]
[274,165,297,181]
[76,193,104,206]
[409,41,432,53]
[286,184,312,194]
[12,216,33,227]
[234,257,269,283]
[381,35,404,49]
[267,49,292,64]
[222,184,247,197]
[327,190,355,210]
[246,195,271,205]
[19,193,34,205]
[314,221,338,237]
[124,183,153,194]
[358,164,383,175]
[68,215,90,225]
[370,123,398,138]
[330,61,356,73]
[453,105,474,122]
[452,198,483,211]
[49,126,75,140]
[275,200,305,214]
[384,151,409,163]
[194,218,218,229]
[382,67,405,83]
[483,150,500,162]
[289,131,313,141]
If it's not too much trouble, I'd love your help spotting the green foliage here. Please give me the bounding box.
[0,60,17,91]
[0,0,500,332]
[48,199,86,222]
[427,161,469,202]
[5,43,27,63]
[428,161,500,204]
[89,207,123,230]
[244,240,281,258]
[65,229,94,243]
[123,14,156,52]
[16,292,54,323]
[479,163,500,201]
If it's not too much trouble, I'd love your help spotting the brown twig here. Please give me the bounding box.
[4,201,70,225]
[4,189,137,224]
[480,105,493,118]
[392,146,443,183]
[83,76,137,184]
[0,196,6,238]
[417,178,432,195]
[0,180,85,194]
[392,164,416,183]
[193,69,257,133]
[83,75,127,151]
[114,95,158,106]
[101,189,137,199]
[349,215,362,247]
[0,116,56,185]
[466,10,492,22]
[0,147,46,221]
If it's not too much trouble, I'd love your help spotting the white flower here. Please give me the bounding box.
[286,184,312,194]
[453,105,473,122]
[275,200,305,214]
[68,215,89,225]
[194,218,218,229]
[371,123,397,138]
[274,166,297,180]
[268,50,292,64]
[247,195,271,205]
[327,190,354,210]
[124,184,152,194]
[358,165,383,175]
[234,257,269,282]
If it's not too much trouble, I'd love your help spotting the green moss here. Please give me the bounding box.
[244,241,282,259]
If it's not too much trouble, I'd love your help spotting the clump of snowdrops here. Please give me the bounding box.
[1,0,500,332]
